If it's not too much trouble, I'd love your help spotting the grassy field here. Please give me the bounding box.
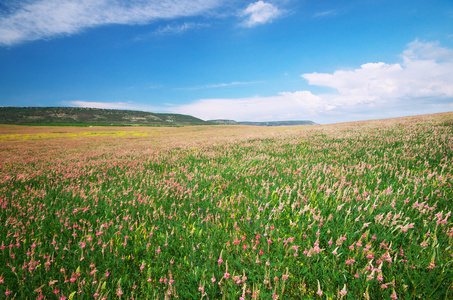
[0,112,452,299]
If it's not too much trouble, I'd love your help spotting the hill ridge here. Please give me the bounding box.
[0,107,208,126]
[0,107,318,126]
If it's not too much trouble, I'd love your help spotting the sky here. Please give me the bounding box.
[1,0,453,124]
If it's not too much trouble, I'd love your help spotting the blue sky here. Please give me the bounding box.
[1,0,452,124]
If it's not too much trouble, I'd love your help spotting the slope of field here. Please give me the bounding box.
[0,112,452,299]
[0,107,209,126]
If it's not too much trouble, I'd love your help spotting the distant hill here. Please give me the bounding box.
[208,119,239,125]
[209,119,317,126]
[0,107,318,127]
[0,107,209,126]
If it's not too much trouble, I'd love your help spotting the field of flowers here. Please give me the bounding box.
[1,112,452,299]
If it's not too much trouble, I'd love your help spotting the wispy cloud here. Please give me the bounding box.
[135,22,209,40]
[169,40,453,123]
[0,0,223,46]
[179,81,259,90]
[154,22,208,35]
[313,10,337,18]
[240,1,281,27]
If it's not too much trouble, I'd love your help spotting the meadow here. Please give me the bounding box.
[0,112,452,299]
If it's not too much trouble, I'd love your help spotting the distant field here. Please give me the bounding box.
[0,112,452,299]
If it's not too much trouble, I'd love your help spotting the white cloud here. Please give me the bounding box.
[168,40,453,123]
[169,91,332,121]
[240,1,280,27]
[403,39,453,61]
[302,40,453,106]
[302,62,405,106]
[0,0,223,46]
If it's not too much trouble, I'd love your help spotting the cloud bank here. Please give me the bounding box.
[0,0,223,46]
[68,40,453,123]
[171,91,330,121]
[303,40,453,106]
[171,40,453,122]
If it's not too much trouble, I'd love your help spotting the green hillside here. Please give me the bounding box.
[0,107,209,126]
